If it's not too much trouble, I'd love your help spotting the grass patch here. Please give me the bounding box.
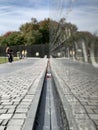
[0,57,19,64]
[0,57,7,64]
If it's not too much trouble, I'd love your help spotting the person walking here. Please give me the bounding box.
[6,45,13,63]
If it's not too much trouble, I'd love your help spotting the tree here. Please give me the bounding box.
[0,17,97,48]
[38,18,50,44]
[31,18,37,24]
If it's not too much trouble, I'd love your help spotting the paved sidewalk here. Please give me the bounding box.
[51,58,98,130]
[0,58,47,130]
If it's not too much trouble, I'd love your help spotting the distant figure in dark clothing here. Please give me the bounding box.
[6,46,13,63]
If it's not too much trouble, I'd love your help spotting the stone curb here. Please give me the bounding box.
[22,69,46,130]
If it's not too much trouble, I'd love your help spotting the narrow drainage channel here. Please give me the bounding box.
[33,64,69,130]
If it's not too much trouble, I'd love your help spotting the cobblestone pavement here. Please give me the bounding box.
[0,58,47,130]
[0,58,39,75]
[51,58,98,130]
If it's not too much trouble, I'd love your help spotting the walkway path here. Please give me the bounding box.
[51,58,98,130]
[0,58,47,130]
[0,57,98,130]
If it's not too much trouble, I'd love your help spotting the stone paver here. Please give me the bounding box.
[51,58,98,130]
[0,114,12,120]
[0,126,5,130]
[6,126,22,130]
[0,58,47,129]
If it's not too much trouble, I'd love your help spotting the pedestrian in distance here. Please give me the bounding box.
[6,45,13,63]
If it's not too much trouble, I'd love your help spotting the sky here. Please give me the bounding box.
[0,0,98,35]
